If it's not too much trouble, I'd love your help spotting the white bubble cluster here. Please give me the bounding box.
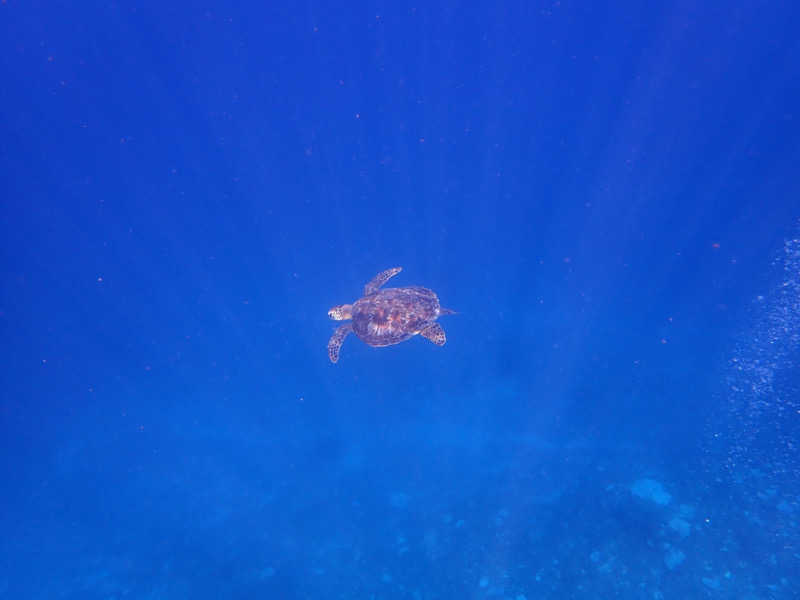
[719,234,800,483]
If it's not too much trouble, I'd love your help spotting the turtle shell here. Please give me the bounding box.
[352,286,441,347]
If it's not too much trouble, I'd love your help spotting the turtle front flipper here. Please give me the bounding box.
[364,267,402,296]
[328,323,353,363]
[420,322,446,346]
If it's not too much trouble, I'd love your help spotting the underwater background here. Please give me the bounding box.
[1,1,799,598]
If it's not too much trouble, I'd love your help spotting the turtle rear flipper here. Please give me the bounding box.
[328,323,353,363]
[420,322,446,346]
[364,267,402,296]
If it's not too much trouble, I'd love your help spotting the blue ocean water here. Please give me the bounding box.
[1,1,799,598]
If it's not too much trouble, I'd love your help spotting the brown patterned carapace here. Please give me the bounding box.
[327,267,454,363]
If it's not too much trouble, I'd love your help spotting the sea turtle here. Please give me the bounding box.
[327,267,455,363]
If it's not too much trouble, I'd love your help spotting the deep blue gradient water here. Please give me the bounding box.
[2,1,799,598]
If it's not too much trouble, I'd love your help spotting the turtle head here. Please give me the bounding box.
[328,303,353,320]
